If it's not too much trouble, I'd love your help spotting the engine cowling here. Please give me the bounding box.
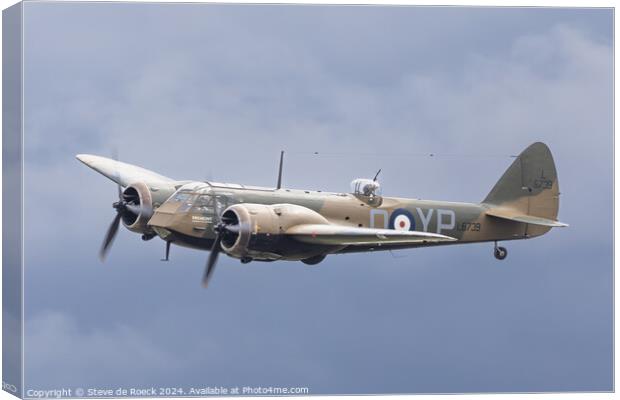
[121,181,155,234]
[219,203,330,260]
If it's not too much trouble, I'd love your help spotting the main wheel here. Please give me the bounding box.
[494,246,508,260]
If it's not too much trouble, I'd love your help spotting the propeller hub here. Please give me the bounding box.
[214,222,234,234]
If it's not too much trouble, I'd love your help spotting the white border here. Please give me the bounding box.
[0,2,615,400]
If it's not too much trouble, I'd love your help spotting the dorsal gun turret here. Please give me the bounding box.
[350,178,380,196]
[350,169,382,197]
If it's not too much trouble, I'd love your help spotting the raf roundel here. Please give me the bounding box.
[389,208,416,231]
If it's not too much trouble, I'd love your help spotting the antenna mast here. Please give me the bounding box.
[276,150,284,189]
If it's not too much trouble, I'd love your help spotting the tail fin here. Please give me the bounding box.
[483,142,565,230]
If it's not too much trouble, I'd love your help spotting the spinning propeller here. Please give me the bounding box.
[99,154,149,261]
[203,151,286,287]
[202,220,240,288]
[99,181,147,260]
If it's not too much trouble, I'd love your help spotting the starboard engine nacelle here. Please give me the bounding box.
[218,203,330,260]
[120,182,155,235]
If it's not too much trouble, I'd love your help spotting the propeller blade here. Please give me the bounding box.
[202,234,222,288]
[100,212,122,261]
[111,148,123,199]
[224,224,240,233]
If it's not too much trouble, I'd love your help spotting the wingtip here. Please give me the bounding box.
[75,154,93,165]
[75,154,111,168]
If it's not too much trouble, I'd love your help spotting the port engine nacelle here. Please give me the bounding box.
[218,203,330,260]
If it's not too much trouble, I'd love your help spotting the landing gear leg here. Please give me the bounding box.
[161,241,171,262]
[240,257,253,264]
[494,241,507,260]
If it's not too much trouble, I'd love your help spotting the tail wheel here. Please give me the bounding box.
[494,246,508,260]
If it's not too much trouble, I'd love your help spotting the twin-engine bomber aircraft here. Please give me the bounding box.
[77,142,567,288]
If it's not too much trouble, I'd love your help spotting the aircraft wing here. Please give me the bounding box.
[76,154,176,188]
[286,224,457,246]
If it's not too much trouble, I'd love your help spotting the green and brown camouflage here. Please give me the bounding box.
[77,142,567,286]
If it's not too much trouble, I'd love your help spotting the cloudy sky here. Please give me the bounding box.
[20,3,612,394]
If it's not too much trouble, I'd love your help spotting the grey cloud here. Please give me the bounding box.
[25,312,179,387]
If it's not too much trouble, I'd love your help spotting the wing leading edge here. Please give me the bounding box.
[76,154,176,188]
[286,224,457,246]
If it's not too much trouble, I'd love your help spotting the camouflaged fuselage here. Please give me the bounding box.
[147,181,547,257]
